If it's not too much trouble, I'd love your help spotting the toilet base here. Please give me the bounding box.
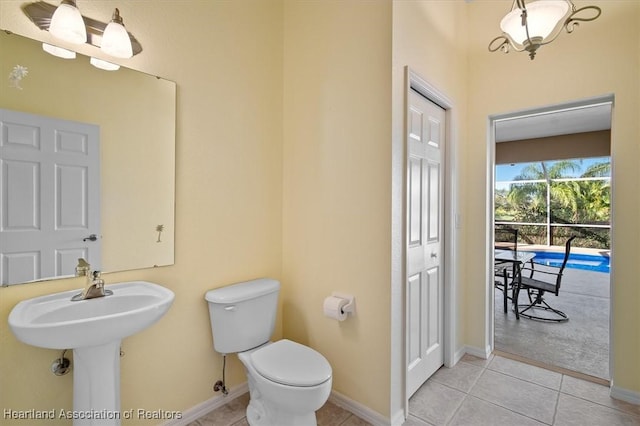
[238,342,331,426]
[244,373,319,426]
[246,399,316,426]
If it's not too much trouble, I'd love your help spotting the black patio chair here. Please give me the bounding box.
[515,236,576,322]
[494,227,518,313]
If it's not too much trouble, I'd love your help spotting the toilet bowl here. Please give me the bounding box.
[239,340,332,426]
[205,278,333,426]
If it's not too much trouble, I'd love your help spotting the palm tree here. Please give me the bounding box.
[506,160,582,223]
[497,159,611,248]
[578,161,611,223]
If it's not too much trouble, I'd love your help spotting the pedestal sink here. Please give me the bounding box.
[8,281,175,426]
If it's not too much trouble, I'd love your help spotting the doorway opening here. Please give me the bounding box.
[488,95,613,383]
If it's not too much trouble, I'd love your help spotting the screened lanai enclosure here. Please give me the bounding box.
[495,157,610,249]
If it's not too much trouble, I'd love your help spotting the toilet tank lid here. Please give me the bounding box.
[205,278,280,304]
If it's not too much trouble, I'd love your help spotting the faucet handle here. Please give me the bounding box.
[75,258,90,276]
[91,270,105,287]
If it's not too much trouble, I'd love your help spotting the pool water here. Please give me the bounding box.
[525,251,610,273]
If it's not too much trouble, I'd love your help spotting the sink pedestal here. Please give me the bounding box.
[8,281,175,426]
[72,341,121,426]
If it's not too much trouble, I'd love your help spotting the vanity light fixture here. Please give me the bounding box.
[488,0,601,60]
[48,0,86,44]
[100,9,133,59]
[22,1,142,64]
[42,43,76,59]
[90,57,120,71]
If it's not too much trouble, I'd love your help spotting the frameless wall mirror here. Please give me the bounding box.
[0,30,176,286]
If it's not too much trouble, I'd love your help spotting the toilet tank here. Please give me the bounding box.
[205,278,280,354]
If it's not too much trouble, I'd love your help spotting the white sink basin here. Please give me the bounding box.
[8,280,174,425]
[8,281,175,349]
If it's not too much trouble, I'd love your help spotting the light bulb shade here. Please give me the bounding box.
[42,43,76,59]
[500,0,570,45]
[48,1,87,44]
[101,20,133,58]
[90,57,120,71]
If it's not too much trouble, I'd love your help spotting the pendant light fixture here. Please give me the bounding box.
[48,0,86,44]
[488,0,601,60]
[100,8,133,59]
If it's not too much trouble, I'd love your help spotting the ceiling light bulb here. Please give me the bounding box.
[101,8,133,59]
[48,0,87,44]
[90,57,120,71]
[42,43,76,59]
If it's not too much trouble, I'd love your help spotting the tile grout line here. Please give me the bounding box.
[443,358,490,425]
[552,374,565,425]
[492,352,640,417]
[466,367,559,425]
[486,365,563,393]
[492,352,607,388]
[557,387,640,419]
[337,414,353,425]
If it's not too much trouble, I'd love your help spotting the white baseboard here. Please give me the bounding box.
[452,346,467,365]
[610,385,640,406]
[162,382,249,426]
[328,390,390,426]
[389,408,406,426]
[463,344,491,360]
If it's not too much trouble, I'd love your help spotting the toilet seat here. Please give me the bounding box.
[251,339,332,387]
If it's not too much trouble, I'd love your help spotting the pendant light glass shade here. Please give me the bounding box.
[42,43,76,59]
[500,1,569,45]
[90,57,120,71]
[48,0,86,44]
[101,8,133,59]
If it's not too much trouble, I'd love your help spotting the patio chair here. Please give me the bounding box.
[515,236,577,322]
[494,227,518,313]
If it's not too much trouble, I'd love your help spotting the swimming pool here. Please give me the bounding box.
[525,251,610,273]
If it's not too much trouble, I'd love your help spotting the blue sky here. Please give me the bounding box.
[496,157,610,182]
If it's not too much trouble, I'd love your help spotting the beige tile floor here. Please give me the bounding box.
[408,354,640,426]
[186,392,371,426]
[188,354,640,425]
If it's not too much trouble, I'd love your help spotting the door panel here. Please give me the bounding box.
[0,109,100,284]
[428,162,440,242]
[407,90,445,397]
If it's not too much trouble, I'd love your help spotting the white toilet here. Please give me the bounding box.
[205,278,332,426]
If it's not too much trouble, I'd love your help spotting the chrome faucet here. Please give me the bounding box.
[71,259,113,301]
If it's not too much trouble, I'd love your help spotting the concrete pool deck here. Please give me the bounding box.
[495,267,610,381]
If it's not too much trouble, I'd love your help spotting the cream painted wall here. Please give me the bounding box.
[282,0,393,418]
[390,1,469,419]
[465,0,640,394]
[0,1,283,425]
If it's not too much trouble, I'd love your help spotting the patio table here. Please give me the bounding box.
[495,250,536,315]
